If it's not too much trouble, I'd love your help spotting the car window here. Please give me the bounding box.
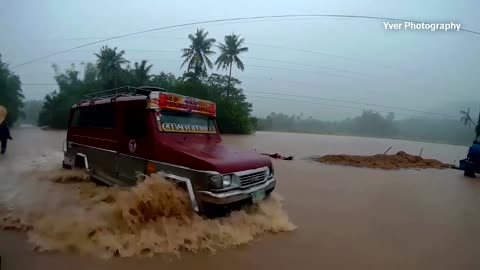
[124,108,147,137]
[158,111,216,134]
[71,104,115,128]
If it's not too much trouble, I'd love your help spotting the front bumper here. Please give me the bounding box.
[198,177,276,205]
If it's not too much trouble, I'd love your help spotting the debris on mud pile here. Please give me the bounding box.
[312,151,453,170]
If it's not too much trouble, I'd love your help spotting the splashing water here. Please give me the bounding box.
[1,167,296,258]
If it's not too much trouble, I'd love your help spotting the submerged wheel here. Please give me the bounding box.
[62,161,72,169]
[265,187,274,197]
[464,170,476,178]
[202,202,229,218]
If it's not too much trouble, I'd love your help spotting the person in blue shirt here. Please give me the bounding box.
[0,121,12,154]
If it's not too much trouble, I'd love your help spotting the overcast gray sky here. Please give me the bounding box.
[1,0,479,120]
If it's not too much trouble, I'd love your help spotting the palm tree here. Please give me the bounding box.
[181,29,216,80]
[95,46,129,88]
[460,108,475,127]
[215,33,248,98]
[460,107,480,140]
[131,60,153,86]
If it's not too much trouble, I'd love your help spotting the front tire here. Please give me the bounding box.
[202,202,229,218]
[62,161,72,169]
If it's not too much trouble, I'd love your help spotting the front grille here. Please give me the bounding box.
[239,170,268,187]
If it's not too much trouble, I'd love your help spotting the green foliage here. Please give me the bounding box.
[38,63,102,128]
[0,54,24,125]
[150,72,178,90]
[181,29,216,80]
[215,33,248,97]
[203,73,253,134]
[129,60,153,86]
[37,45,255,134]
[215,33,248,71]
[166,73,254,134]
[95,46,129,89]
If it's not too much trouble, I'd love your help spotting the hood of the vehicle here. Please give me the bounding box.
[164,141,271,173]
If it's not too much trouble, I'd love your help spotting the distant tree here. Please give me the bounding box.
[215,33,248,98]
[350,110,397,137]
[206,73,241,97]
[21,100,43,125]
[37,45,256,134]
[130,60,153,86]
[181,29,216,80]
[173,73,254,134]
[83,62,98,84]
[38,63,101,128]
[255,109,476,145]
[386,112,395,122]
[95,46,129,88]
[150,72,177,90]
[460,107,480,140]
[0,54,24,125]
[250,116,258,131]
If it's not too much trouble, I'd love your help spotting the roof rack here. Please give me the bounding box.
[81,86,166,101]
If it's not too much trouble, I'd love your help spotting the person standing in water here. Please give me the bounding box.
[0,121,12,154]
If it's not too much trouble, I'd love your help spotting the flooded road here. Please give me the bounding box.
[1,128,480,269]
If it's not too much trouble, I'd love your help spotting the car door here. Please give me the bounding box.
[116,103,150,185]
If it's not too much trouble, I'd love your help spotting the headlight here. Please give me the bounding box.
[268,166,274,176]
[210,175,223,189]
[210,174,240,189]
[222,175,232,187]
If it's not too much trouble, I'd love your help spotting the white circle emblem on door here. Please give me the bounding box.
[129,139,137,153]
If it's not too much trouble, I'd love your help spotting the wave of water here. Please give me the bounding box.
[1,164,296,258]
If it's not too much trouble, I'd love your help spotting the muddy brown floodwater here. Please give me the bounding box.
[312,151,453,170]
[1,127,480,269]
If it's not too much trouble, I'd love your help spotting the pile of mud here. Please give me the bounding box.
[0,170,296,258]
[312,151,453,170]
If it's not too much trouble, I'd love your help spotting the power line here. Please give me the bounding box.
[245,90,457,119]
[247,42,413,73]
[15,52,460,98]
[20,82,458,119]
[245,56,368,76]
[9,43,469,94]
[14,44,418,78]
[9,50,390,80]
[15,51,451,93]
[23,83,56,86]
[247,95,449,120]
[13,55,405,87]
[12,14,480,68]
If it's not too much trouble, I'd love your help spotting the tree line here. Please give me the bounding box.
[0,54,24,124]
[1,28,478,143]
[256,110,479,145]
[37,29,254,133]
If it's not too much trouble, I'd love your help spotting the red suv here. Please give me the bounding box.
[62,86,276,213]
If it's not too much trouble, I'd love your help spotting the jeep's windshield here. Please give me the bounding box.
[157,110,217,134]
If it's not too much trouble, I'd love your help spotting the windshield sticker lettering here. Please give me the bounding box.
[161,123,215,134]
